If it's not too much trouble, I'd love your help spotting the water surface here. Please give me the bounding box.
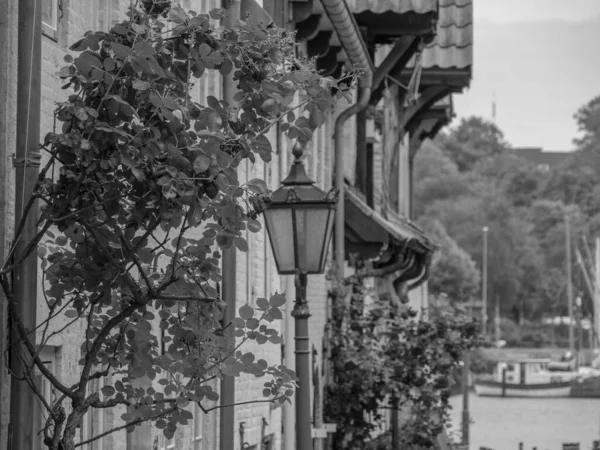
[449,395,600,450]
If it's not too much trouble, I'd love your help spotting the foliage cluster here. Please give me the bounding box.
[4,2,354,449]
[324,280,481,450]
[414,104,600,329]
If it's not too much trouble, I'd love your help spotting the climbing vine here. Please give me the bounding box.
[325,277,481,450]
[2,2,356,449]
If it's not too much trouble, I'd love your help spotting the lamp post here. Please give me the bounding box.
[264,142,338,450]
[482,226,489,336]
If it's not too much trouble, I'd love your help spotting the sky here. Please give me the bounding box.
[453,0,600,151]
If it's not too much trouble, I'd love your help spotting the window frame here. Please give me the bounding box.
[192,402,204,450]
[33,347,58,450]
[42,0,60,41]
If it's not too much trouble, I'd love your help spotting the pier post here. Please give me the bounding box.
[461,352,470,446]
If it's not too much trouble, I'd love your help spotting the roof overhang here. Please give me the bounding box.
[291,0,437,84]
[409,96,454,158]
[398,0,473,88]
[395,0,472,155]
[345,187,434,260]
[290,0,373,83]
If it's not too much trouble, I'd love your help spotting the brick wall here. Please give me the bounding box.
[33,1,237,449]
[17,2,348,449]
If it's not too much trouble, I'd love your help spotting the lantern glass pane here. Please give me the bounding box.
[264,207,295,273]
[321,208,335,270]
[294,206,331,273]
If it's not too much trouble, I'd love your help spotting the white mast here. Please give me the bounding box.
[595,238,600,348]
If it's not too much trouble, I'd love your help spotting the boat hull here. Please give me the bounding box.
[474,380,572,398]
[570,375,600,398]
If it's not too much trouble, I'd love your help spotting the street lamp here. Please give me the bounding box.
[263,142,338,450]
[482,226,489,336]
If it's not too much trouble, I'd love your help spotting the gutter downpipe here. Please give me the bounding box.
[320,2,372,450]
[9,0,42,449]
[0,0,18,446]
[319,0,374,288]
[220,3,240,450]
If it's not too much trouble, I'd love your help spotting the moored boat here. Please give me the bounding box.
[474,359,581,398]
[474,379,572,397]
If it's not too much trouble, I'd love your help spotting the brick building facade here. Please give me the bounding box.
[0,0,473,449]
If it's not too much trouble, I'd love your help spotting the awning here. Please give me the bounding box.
[345,188,434,259]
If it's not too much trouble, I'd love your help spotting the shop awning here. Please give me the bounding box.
[345,188,434,259]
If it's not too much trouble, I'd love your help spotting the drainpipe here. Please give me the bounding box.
[0,0,18,447]
[319,0,373,285]
[9,0,42,449]
[320,2,373,449]
[220,2,240,450]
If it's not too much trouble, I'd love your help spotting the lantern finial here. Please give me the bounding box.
[292,140,306,161]
[282,141,313,186]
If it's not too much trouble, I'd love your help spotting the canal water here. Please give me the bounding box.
[448,395,600,450]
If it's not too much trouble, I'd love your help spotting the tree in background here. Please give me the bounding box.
[414,93,600,332]
[418,217,480,302]
[573,94,600,152]
[437,117,508,172]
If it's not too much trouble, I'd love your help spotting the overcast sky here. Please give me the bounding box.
[452,1,600,151]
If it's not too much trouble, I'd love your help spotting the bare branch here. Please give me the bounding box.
[205,398,280,413]
[77,301,141,398]
[0,275,76,399]
[152,295,219,303]
[74,406,178,448]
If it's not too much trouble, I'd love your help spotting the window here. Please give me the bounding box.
[42,0,60,40]
[33,347,58,450]
[92,0,113,33]
[159,437,176,450]
[80,376,105,450]
[537,163,550,172]
[192,403,204,450]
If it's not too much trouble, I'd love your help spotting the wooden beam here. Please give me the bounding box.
[295,13,321,41]
[262,0,288,28]
[397,69,471,91]
[399,85,450,139]
[307,30,332,58]
[316,46,341,76]
[291,0,314,23]
[409,117,438,159]
[372,36,417,95]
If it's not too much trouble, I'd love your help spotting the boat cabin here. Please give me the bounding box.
[496,359,551,385]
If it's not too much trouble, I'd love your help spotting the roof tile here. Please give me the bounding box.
[409,0,473,70]
[345,0,437,15]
